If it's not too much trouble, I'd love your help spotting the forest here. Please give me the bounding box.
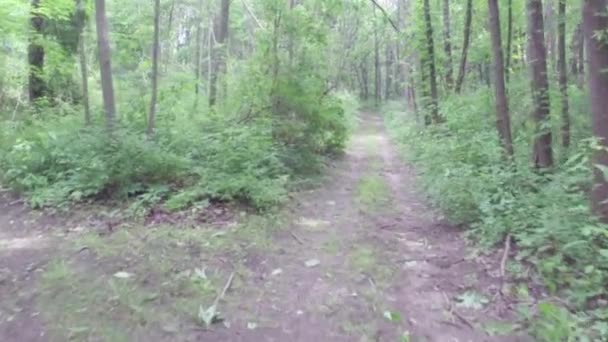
[1,0,608,341]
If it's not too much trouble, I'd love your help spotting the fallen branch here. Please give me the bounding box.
[290,231,304,245]
[499,234,512,295]
[213,271,235,307]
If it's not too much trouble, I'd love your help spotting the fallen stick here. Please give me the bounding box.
[213,271,235,307]
[499,234,512,295]
[290,231,304,245]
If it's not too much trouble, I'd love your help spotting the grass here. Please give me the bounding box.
[36,214,280,341]
[356,174,392,212]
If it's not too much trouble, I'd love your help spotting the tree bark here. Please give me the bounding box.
[442,0,454,90]
[423,0,440,122]
[526,0,553,169]
[455,0,473,94]
[505,0,513,83]
[209,0,231,108]
[385,45,393,100]
[147,0,161,137]
[95,0,117,132]
[584,0,608,221]
[76,0,90,125]
[571,23,585,87]
[28,0,46,103]
[488,0,514,157]
[557,0,569,149]
[373,5,381,106]
[194,0,204,105]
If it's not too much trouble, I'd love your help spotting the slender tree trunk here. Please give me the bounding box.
[505,0,513,83]
[442,0,454,90]
[557,0,569,149]
[488,0,514,157]
[419,56,431,125]
[571,23,585,87]
[194,0,204,108]
[147,0,161,137]
[455,0,473,94]
[95,0,117,132]
[373,6,381,106]
[209,0,231,108]
[394,0,403,96]
[526,0,553,169]
[584,0,608,221]
[28,0,46,103]
[423,0,440,122]
[76,0,90,125]
[361,58,369,100]
[385,45,393,100]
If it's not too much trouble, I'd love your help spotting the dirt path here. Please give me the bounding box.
[203,113,524,341]
[0,113,526,342]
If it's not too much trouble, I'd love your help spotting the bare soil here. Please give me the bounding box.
[0,113,529,341]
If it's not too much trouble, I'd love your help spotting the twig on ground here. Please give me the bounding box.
[453,310,475,330]
[499,234,512,295]
[290,231,304,245]
[213,271,235,307]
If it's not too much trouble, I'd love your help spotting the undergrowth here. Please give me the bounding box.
[384,81,608,340]
[0,90,359,210]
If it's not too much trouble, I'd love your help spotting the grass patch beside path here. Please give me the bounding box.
[37,214,280,341]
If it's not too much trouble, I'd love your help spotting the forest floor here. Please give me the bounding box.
[0,113,531,342]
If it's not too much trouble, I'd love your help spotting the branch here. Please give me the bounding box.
[369,0,400,33]
[241,0,265,30]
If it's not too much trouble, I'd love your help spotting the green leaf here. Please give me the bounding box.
[456,291,489,310]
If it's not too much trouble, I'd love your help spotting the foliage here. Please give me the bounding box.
[0,0,359,210]
[385,78,608,339]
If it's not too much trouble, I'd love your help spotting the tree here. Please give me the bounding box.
[584,0,608,221]
[373,5,381,106]
[505,0,513,83]
[76,0,91,125]
[95,0,117,132]
[28,0,46,103]
[441,0,454,90]
[423,0,440,122]
[488,0,514,157]
[557,0,569,149]
[526,0,553,169]
[147,0,161,137]
[455,0,473,93]
[209,0,231,108]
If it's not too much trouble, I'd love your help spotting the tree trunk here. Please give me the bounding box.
[442,0,454,90]
[455,0,473,94]
[571,23,585,87]
[147,0,161,137]
[557,0,569,149]
[28,0,46,103]
[209,0,231,108]
[488,0,514,157]
[423,0,440,122]
[526,0,553,169]
[95,0,117,132]
[76,0,90,125]
[584,0,608,221]
[373,6,381,106]
[194,0,204,106]
[505,0,513,83]
[385,45,393,100]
